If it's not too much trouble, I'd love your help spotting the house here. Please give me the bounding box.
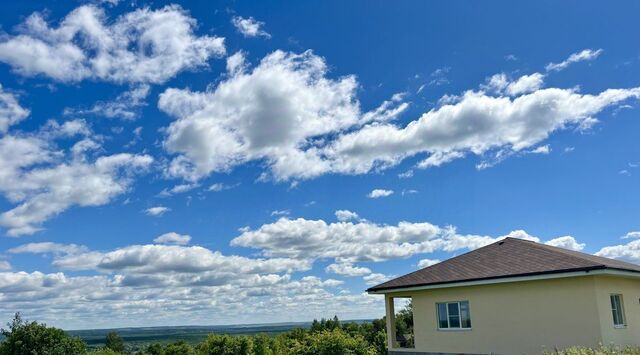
[367,237,640,355]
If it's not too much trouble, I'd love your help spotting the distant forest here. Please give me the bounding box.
[0,311,414,355]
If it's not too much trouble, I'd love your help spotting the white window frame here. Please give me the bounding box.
[436,301,471,330]
[610,294,626,328]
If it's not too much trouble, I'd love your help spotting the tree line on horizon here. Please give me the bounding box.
[0,313,408,355]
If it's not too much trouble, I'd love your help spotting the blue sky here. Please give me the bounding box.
[0,0,639,329]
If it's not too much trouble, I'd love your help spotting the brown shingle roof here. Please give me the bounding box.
[367,237,640,292]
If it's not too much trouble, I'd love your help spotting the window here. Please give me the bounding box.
[437,301,471,329]
[610,294,626,327]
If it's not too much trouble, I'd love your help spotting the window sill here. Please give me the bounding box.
[437,328,472,331]
[614,325,627,329]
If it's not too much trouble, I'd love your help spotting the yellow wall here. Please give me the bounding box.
[384,275,640,355]
[594,275,640,347]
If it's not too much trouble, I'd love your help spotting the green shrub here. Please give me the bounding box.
[550,345,640,355]
[0,313,86,355]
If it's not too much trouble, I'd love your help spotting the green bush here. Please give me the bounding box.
[105,331,125,353]
[88,348,121,355]
[550,345,640,355]
[196,333,254,355]
[0,313,86,355]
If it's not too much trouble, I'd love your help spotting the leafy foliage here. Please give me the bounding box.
[548,345,640,355]
[105,332,125,353]
[0,313,86,355]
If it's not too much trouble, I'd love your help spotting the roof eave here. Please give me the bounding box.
[366,267,640,294]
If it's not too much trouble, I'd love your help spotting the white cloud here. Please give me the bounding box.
[0,131,153,236]
[0,5,225,83]
[325,263,371,277]
[505,73,545,96]
[335,210,359,222]
[64,84,150,120]
[0,261,11,271]
[157,49,636,181]
[158,50,406,181]
[398,170,414,179]
[208,183,238,192]
[0,84,30,133]
[401,189,418,196]
[546,49,603,72]
[230,217,542,263]
[530,145,551,155]
[270,210,290,217]
[623,231,640,239]
[159,183,199,197]
[327,87,640,175]
[226,51,247,75]
[363,273,390,286]
[484,73,545,96]
[231,16,271,39]
[544,236,585,251]
[153,232,191,245]
[417,258,440,268]
[8,242,88,255]
[367,189,393,199]
[144,206,170,216]
[51,244,311,276]
[596,239,640,263]
[428,67,450,86]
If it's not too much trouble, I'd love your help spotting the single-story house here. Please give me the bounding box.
[367,237,640,355]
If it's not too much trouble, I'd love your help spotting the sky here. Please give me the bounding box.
[0,0,639,330]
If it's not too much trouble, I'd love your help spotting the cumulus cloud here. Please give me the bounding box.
[367,189,393,199]
[0,267,376,329]
[485,73,545,96]
[8,242,88,255]
[0,5,225,83]
[230,217,568,263]
[144,206,170,216]
[158,183,199,197]
[153,232,191,245]
[64,84,150,120]
[363,273,390,286]
[417,258,440,268]
[158,50,638,181]
[596,238,640,263]
[328,87,640,174]
[325,263,371,277]
[622,231,640,239]
[208,183,238,192]
[544,236,585,251]
[530,145,551,155]
[0,84,30,133]
[335,210,359,222]
[546,49,603,72]
[0,130,153,236]
[158,50,407,181]
[231,16,271,38]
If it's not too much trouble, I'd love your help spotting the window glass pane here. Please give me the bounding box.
[437,303,448,328]
[460,301,471,328]
[448,302,460,316]
[610,295,625,326]
[612,310,620,325]
[449,315,460,328]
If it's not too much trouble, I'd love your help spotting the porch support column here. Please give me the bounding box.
[385,294,397,350]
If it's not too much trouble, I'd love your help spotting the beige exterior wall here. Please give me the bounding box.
[384,274,640,354]
[594,275,640,347]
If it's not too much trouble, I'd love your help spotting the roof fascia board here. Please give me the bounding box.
[367,269,640,294]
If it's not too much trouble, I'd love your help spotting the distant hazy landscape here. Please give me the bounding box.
[67,320,373,351]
